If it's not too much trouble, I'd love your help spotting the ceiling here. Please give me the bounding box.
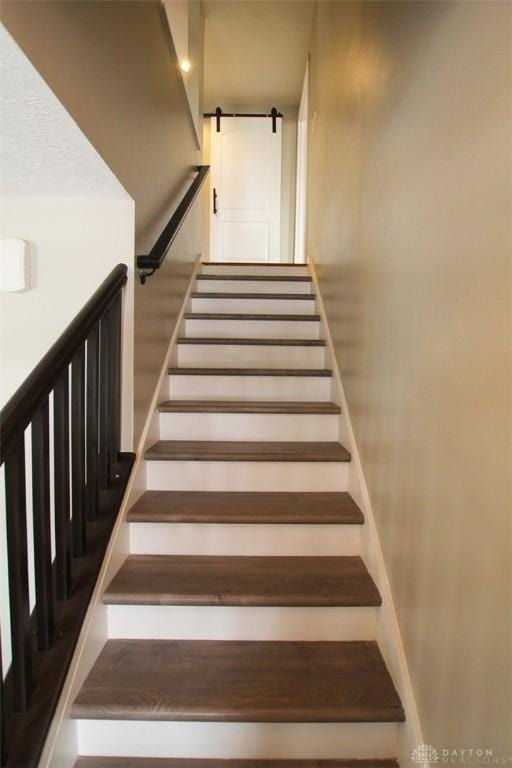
[203,1,314,110]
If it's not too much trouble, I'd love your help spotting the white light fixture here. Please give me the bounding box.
[180,59,191,73]
[0,239,31,292]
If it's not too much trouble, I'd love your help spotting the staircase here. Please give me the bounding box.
[70,262,405,765]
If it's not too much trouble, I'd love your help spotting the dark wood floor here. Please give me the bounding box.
[71,640,404,723]
[168,367,332,377]
[190,291,316,299]
[127,491,365,525]
[177,338,326,346]
[74,759,399,768]
[103,555,381,607]
[196,275,312,282]
[144,441,351,463]
[158,401,341,414]
[185,312,320,320]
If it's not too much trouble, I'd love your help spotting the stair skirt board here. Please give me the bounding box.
[76,721,399,760]
[158,412,339,441]
[167,373,333,401]
[144,460,348,492]
[129,522,361,556]
[106,604,378,641]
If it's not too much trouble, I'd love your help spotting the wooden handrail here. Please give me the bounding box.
[0,264,128,464]
[137,165,210,284]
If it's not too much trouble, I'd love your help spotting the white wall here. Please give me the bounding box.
[0,198,135,446]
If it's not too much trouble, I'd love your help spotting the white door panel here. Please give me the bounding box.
[210,117,282,263]
[221,221,269,262]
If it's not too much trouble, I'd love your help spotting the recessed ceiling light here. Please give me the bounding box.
[180,60,191,73]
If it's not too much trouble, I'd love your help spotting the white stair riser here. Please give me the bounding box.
[158,412,339,442]
[129,522,360,556]
[185,318,321,339]
[145,460,348,492]
[77,720,398,760]
[168,374,332,402]
[107,605,377,641]
[196,279,312,294]
[177,344,326,369]
[201,264,310,276]
[190,297,317,314]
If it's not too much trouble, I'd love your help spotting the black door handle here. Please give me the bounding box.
[213,187,218,214]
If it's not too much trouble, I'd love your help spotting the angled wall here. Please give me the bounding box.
[307,0,512,756]
[1,1,203,441]
[0,24,134,451]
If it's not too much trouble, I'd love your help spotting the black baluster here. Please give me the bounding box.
[5,437,32,711]
[108,293,122,482]
[53,369,72,600]
[86,325,100,521]
[31,400,54,650]
[71,346,86,557]
[0,620,7,765]
[98,308,111,490]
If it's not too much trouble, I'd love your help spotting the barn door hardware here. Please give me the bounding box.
[205,107,283,133]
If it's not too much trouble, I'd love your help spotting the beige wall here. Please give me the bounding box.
[1,1,202,443]
[308,0,511,755]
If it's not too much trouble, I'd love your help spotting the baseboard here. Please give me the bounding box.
[38,254,203,768]
[308,257,424,768]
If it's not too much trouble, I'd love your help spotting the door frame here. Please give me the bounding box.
[294,62,309,264]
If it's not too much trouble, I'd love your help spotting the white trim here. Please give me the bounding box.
[107,604,377,641]
[37,256,203,768]
[129,521,360,557]
[308,257,423,766]
[294,61,309,264]
[77,720,399,760]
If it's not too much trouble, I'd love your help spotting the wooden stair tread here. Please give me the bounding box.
[144,441,351,462]
[158,400,341,414]
[177,337,325,347]
[197,275,312,282]
[71,639,405,722]
[75,759,398,767]
[168,367,332,377]
[191,292,316,300]
[127,491,364,524]
[201,262,309,268]
[103,555,381,607]
[185,313,320,320]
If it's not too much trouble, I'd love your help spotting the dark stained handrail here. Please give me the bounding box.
[0,264,127,464]
[137,165,210,284]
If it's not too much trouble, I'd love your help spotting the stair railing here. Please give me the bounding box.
[137,164,210,284]
[0,263,135,768]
